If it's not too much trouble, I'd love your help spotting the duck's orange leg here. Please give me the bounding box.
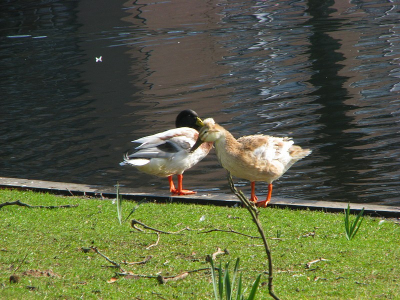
[249,182,258,203]
[168,176,178,194]
[171,174,196,195]
[257,183,273,208]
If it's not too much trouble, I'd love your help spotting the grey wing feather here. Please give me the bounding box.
[127,141,181,160]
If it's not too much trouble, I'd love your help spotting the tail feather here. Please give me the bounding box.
[290,146,312,160]
[120,153,149,167]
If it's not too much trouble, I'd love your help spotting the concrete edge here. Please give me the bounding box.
[1,177,399,218]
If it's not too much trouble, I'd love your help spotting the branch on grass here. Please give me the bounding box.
[213,247,229,260]
[131,219,190,234]
[305,258,329,269]
[157,272,189,284]
[14,252,29,272]
[117,267,211,284]
[205,247,229,261]
[90,246,125,272]
[0,200,79,209]
[115,273,157,280]
[132,224,145,232]
[198,228,261,239]
[91,247,208,285]
[299,231,316,238]
[146,232,160,250]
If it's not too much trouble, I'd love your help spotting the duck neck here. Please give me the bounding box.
[214,128,239,157]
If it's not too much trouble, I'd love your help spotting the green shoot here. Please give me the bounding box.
[344,203,365,240]
[209,258,261,300]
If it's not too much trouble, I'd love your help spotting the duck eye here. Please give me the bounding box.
[200,129,208,138]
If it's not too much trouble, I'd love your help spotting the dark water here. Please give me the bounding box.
[1,0,399,206]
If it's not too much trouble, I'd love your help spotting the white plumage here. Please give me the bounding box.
[121,110,212,195]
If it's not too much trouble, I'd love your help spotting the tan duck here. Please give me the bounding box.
[191,118,311,207]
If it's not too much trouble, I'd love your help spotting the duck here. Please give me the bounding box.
[121,110,213,195]
[190,118,311,207]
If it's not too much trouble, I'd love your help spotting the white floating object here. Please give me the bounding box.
[96,56,102,62]
[7,35,31,38]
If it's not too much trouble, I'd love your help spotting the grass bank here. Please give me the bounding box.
[0,189,399,299]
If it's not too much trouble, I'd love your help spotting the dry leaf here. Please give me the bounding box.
[107,277,118,283]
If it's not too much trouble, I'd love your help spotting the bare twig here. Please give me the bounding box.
[90,247,125,272]
[158,267,213,284]
[0,200,79,209]
[209,247,229,261]
[299,231,315,238]
[314,276,327,281]
[14,252,29,272]
[183,267,212,275]
[118,267,211,283]
[198,228,261,239]
[132,224,145,232]
[131,219,190,234]
[116,272,158,279]
[227,172,280,300]
[146,232,160,250]
[305,258,329,269]
[157,272,189,284]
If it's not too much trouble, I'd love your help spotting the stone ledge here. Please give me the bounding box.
[1,177,399,218]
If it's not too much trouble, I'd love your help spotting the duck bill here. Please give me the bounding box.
[190,137,204,153]
[195,117,204,128]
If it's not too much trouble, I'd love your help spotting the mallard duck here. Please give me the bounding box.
[121,110,213,195]
[190,118,311,207]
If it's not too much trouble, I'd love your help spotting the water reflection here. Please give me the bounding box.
[305,0,400,204]
[0,0,399,205]
[305,0,368,202]
[121,0,233,120]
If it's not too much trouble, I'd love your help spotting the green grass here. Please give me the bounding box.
[0,189,399,299]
